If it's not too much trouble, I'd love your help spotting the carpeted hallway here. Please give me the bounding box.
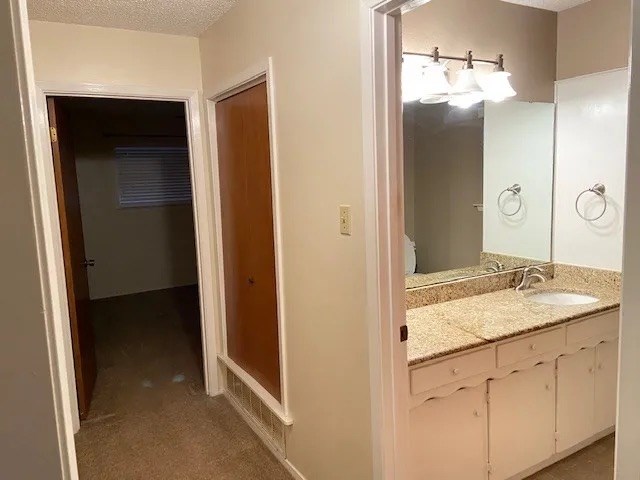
[74,286,292,480]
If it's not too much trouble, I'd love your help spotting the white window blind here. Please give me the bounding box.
[115,147,192,207]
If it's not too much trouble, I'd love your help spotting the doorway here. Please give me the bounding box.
[47,96,203,420]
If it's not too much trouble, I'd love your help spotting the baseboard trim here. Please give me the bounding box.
[506,427,615,480]
[224,391,307,480]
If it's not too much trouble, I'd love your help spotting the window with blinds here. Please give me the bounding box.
[115,147,192,207]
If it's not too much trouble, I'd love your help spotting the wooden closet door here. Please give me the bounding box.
[216,82,281,401]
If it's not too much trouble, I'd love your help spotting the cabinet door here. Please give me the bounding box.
[489,363,555,480]
[556,348,596,452]
[595,340,619,432]
[410,384,488,480]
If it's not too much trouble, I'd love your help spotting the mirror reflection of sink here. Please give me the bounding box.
[526,291,599,306]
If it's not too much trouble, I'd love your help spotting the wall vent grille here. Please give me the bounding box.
[225,367,286,453]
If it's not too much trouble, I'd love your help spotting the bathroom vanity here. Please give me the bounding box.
[401,2,629,476]
[406,268,620,480]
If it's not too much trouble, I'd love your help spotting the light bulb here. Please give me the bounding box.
[483,71,517,102]
[450,68,483,96]
[419,63,451,104]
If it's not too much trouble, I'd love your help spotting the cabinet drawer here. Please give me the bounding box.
[567,310,619,344]
[410,348,494,395]
[497,328,565,367]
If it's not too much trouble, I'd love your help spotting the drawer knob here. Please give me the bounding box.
[529,343,537,351]
[473,410,481,417]
[545,384,551,391]
[589,367,595,374]
[451,368,460,376]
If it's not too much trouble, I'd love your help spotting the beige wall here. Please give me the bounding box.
[28,21,202,89]
[1,2,64,478]
[199,1,372,478]
[403,0,557,102]
[70,104,198,299]
[409,104,484,273]
[557,0,631,80]
[404,108,416,240]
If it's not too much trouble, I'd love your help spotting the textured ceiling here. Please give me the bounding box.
[27,0,238,36]
[500,0,591,11]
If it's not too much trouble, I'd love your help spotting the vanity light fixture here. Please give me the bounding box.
[402,47,517,107]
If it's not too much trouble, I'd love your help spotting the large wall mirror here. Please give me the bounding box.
[402,0,556,289]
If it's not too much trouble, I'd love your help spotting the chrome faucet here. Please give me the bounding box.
[485,260,505,273]
[516,266,547,292]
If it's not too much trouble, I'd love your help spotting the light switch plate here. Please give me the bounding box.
[339,205,352,236]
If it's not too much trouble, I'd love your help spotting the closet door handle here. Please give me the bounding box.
[248,277,256,285]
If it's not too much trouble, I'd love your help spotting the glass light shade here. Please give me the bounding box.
[419,64,451,104]
[402,56,425,103]
[448,92,484,109]
[483,71,517,102]
[420,95,450,104]
[450,68,483,96]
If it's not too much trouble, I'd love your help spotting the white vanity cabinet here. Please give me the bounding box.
[488,363,556,480]
[556,340,619,451]
[409,310,620,480]
[556,348,596,451]
[410,384,488,480]
[595,340,619,433]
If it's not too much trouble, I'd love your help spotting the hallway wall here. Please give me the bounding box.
[1,2,66,478]
[28,20,203,89]
[199,1,373,478]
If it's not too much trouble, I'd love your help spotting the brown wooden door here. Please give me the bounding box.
[216,82,281,401]
[47,97,97,419]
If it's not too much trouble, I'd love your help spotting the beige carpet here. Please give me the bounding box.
[526,434,615,480]
[75,287,292,480]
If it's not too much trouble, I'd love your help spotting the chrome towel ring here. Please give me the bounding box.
[575,183,607,221]
[497,184,522,217]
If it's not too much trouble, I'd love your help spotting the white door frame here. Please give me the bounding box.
[359,1,426,478]
[31,81,221,439]
[204,58,292,424]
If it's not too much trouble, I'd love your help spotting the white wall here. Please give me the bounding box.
[553,69,629,271]
[71,105,198,299]
[483,101,555,261]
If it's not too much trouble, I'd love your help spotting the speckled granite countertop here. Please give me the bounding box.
[407,268,621,366]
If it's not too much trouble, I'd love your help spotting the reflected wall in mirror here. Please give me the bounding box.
[402,0,557,289]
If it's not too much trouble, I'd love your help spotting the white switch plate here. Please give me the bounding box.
[339,205,352,236]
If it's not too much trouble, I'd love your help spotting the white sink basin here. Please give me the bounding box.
[527,291,599,306]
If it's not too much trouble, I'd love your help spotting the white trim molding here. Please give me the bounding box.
[205,58,291,419]
[360,1,419,479]
[31,81,221,440]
